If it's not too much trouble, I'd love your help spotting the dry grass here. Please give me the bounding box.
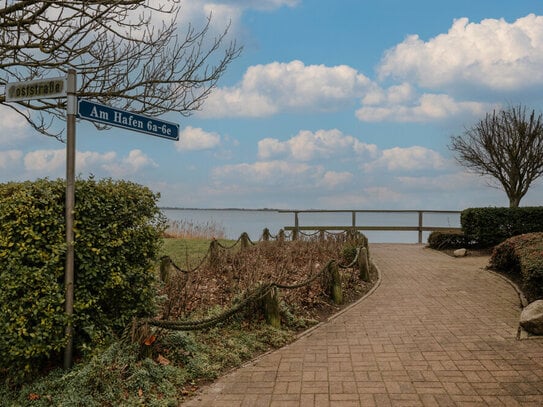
[159,235,376,323]
[163,219,226,239]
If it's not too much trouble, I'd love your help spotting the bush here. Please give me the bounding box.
[489,232,543,302]
[461,207,543,247]
[427,230,466,250]
[0,178,165,383]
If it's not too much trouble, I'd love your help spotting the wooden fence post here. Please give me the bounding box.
[262,286,281,328]
[159,256,172,283]
[362,234,370,258]
[240,232,250,250]
[262,228,271,241]
[278,229,285,242]
[418,211,423,244]
[347,228,357,243]
[328,261,342,305]
[209,239,220,269]
[358,247,370,282]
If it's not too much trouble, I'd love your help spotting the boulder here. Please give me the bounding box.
[453,248,467,257]
[520,300,543,335]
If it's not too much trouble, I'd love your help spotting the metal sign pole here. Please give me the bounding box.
[63,69,77,369]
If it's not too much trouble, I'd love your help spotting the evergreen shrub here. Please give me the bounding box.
[489,232,543,302]
[0,178,165,382]
[427,230,466,250]
[461,207,543,247]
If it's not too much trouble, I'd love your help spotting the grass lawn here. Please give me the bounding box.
[159,237,235,268]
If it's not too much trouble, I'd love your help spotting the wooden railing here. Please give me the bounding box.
[279,210,461,244]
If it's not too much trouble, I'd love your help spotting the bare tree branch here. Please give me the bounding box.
[0,0,242,141]
[450,105,543,207]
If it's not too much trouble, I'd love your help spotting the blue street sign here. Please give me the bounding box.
[77,99,179,141]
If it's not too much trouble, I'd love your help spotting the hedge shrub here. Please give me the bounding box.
[489,232,543,302]
[0,178,165,382]
[461,207,543,247]
[427,230,467,250]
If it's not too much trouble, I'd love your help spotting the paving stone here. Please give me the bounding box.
[182,244,543,406]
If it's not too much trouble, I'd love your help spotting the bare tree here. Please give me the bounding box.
[450,105,543,207]
[0,0,241,140]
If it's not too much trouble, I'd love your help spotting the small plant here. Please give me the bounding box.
[342,246,358,264]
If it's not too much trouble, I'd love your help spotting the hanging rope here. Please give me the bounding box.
[146,230,369,334]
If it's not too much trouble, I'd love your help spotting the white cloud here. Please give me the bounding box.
[317,193,373,208]
[378,14,543,93]
[258,129,377,161]
[365,146,447,172]
[0,106,31,146]
[186,0,298,25]
[363,186,405,203]
[210,160,355,193]
[0,150,23,169]
[392,171,512,208]
[24,149,118,173]
[257,138,288,159]
[102,149,157,177]
[362,83,415,106]
[212,160,318,186]
[396,172,483,192]
[200,60,372,117]
[318,171,353,189]
[22,148,156,178]
[176,126,221,151]
[216,0,299,10]
[173,1,298,51]
[356,92,490,122]
[77,151,117,171]
[24,149,65,172]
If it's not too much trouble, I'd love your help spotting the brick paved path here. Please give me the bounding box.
[183,244,543,406]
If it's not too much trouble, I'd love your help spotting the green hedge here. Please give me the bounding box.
[461,207,543,247]
[427,230,467,250]
[0,178,165,382]
[489,232,543,302]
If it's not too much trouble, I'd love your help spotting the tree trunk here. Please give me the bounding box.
[509,195,521,208]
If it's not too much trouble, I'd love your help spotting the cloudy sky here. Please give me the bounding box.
[2,0,543,209]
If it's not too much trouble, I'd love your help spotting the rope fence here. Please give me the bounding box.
[131,228,373,346]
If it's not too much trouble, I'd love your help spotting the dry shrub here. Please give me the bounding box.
[159,234,363,321]
[163,219,226,239]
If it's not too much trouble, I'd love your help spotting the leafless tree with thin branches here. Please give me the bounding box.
[450,104,543,207]
[0,0,241,140]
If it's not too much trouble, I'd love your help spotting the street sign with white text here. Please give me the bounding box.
[5,76,67,102]
[77,99,179,140]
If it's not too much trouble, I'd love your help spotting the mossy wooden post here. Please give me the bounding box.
[262,286,281,328]
[292,228,299,241]
[159,256,171,283]
[347,228,357,243]
[358,247,370,282]
[262,228,271,241]
[209,238,220,269]
[241,232,250,250]
[278,229,285,242]
[362,234,370,258]
[319,229,325,242]
[328,261,343,305]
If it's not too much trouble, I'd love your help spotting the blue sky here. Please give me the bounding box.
[2,0,543,209]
